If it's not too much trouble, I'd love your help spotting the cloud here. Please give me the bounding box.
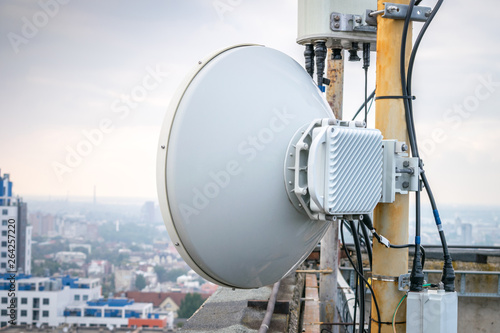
[0,0,499,206]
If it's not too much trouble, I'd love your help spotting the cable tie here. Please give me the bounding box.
[375,95,416,101]
[371,318,406,325]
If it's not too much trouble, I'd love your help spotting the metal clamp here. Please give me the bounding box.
[398,273,411,291]
[380,140,419,203]
[330,12,364,32]
[381,3,432,22]
[372,274,399,283]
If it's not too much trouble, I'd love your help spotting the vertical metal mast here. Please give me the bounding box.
[371,0,412,332]
[319,47,344,333]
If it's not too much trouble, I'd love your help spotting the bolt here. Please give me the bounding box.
[174,242,179,246]
[402,181,409,189]
[298,204,302,207]
[387,5,398,12]
[334,23,340,29]
[403,161,410,167]
[161,145,165,149]
[401,143,408,152]
[198,61,202,65]
[303,143,309,150]
[334,15,340,21]
[288,181,292,185]
[355,17,362,23]
[425,10,432,17]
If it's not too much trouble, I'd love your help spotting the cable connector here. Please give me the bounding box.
[378,234,390,248]
[441,255,456,292]
[410,251,425,292]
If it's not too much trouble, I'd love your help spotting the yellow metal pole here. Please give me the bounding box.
[371,1,412,332]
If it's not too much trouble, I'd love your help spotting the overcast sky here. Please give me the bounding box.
[0,0,499,206]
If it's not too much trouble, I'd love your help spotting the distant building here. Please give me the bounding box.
[68,243,92,254]
[0,274,164,328]
[124,291,211,318]
[54,251,87,267]
[141,201,155,223]
[462,223,473,245]
[86,260,112,277]
[64,298,161,328]
[29,212,56,237]
[0,172,31,275]
[0,274,100,327]
[114,269,135,292]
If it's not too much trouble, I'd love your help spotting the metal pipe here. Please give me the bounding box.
[258,280,281,333]
[321,47,344,333]
[371,0,412,331]
[326,48,344,118]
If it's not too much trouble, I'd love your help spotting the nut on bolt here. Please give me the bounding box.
[334,15,340,21]
[355,17,362,23]
[334,23,340,28]
[387,5,398,12]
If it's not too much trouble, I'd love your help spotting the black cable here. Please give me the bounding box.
[362,43,370,126]
[304,44,315,78]
[361,214,426,270]
[400,0,418,156]
[401,0,455,291]
[364,68,369,126]
[400,0,424,292]
[341,221,381,333]
[352,89,375,121]
[406,0,445,157]
[350,220,366,333]
[360,221,373,270]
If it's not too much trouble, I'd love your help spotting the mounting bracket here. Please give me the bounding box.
[381,3,432,22]
[380,140,420,203]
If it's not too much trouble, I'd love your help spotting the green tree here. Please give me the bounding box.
[72,246,89,256]
[135,274,146,290]
[177,293,204,319]
[154,266,168,283]
[165,268,188,282]
[31,259,61,277]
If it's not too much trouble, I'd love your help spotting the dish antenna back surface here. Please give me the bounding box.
[157,45,333,288]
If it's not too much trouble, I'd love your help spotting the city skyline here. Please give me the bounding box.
[1,0,500,206]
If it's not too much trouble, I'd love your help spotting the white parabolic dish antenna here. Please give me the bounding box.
[157,45,335,288]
